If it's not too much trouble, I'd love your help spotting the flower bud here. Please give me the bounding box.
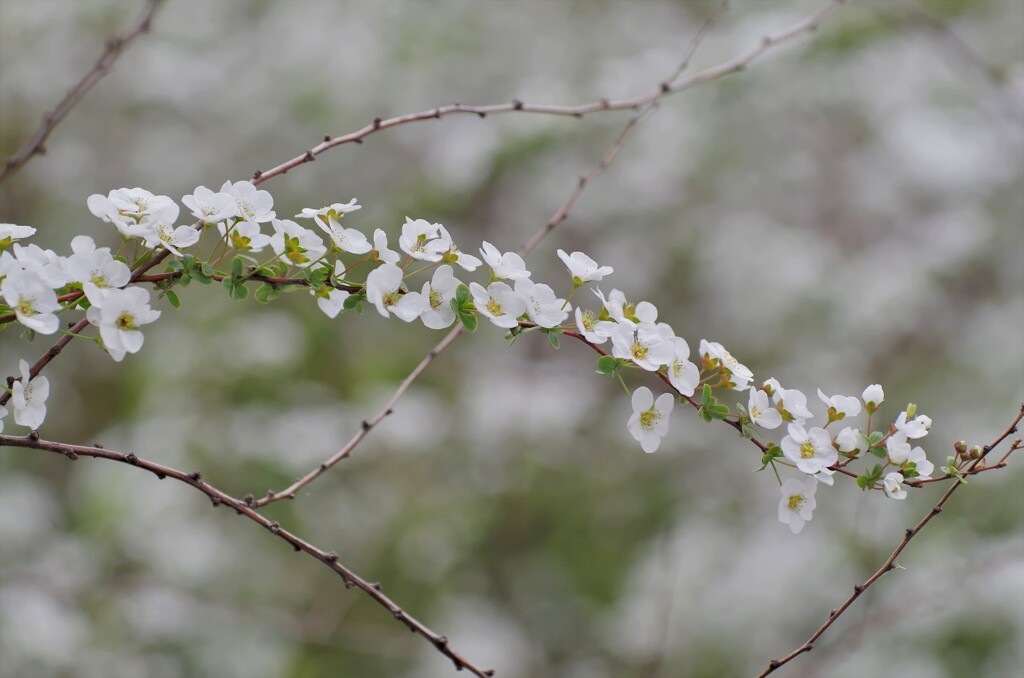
[905,402,917,419]
[953,440,968,455]
[862,384,884,410]
[969,445,983,459]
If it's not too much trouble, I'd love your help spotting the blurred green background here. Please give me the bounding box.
[1,0,1022,676]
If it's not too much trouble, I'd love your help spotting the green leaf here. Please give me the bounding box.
[758,445,783,470]
[596,355,619,375]
[460,312,478,332]
[547,330,560,349]
[232,283,249,301]
[454,284,471,306]
[166,259,184,271]
[165,290,181,309]
[343,293,364,310]
[200,261,214,277]
[701,384,714,407]
[255,284,279,304]
[231,256,244,278]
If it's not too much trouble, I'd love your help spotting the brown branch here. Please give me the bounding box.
[757,404,1024,677]
[250,0,844,187]
[0,433,494,678]
[0,0,166,185]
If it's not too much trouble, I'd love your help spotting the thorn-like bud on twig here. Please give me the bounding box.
[209,495,221,507]
[252,170,262,180]
[243,493,255,507]
[93,442,104,449]
[512,98,524,110]
[484,670,496,677]
[304,150,315,162]
[125,453,138,464]
[853,584,865,593]
[292,542,301,552]
[660,82,670,93]
[28,430,40,441]
[323,134,332,142]
[433,108,442,119]
[188,470,202,481]
[362,420,371,431]
[931,507,943,516]
[829,609,837,617]
[436,635,448,645]
[326,551,339,562]
[269,522,280,534]
[65,451,78,460]
[477,111,486,118]
[155,473,165,480]
[372,116,382,129]
[905,528,914,537]
[600,97,610,108]
[372,582,382,591]
[769,660,781,669]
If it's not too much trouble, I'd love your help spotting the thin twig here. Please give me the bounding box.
[250,0,844,186]
[0,0,166,185]
[757,404,1024,677]
[0,433,494,678]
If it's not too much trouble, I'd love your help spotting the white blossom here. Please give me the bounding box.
[0,223,37,244]
[471,281,525,329]
[312,287,350,319]
[883,472,907,500]
[627,386,674,453]
[556,249,613,284]
[817,389,862,418]
[610,322,674,372]
[371,229,400,265]
[64,236,131,305]
[834,426,861,453]
[573,307,612,344]
[700,339,753,390]
[11,359,48,430]
[748,388,783,429]
[295,200,362,225]
[479,241,530,280]
[778,477,817,534]
[142,222,201,256]
[894,410,931,439]
[594,288,656,326]
[221,181,276,224]
[182,186,237,224]
[87,188,178,239]
[514,278,568,328]
[862,383,884,409]
[667,337,700,397]
[781,423,837,475]
[414,265,462,329]
[1,270,61,335]
[398,218,446,262]
[269,219,326,268]
[86,287,161,362]
[435,225,482,271]
[365,263,421,321]
[218,220,271,253]
[11,244,67,288]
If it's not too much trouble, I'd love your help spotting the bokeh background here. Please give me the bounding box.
[1,0,1022,676]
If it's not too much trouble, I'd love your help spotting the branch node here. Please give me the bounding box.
[372,582,383,591]
[769,660,781,669]
[905,528,914,537]
[209,495,221,507]
[433,108,442,119]
[829,609,837,617]
[372,116,382,129]
[326,551,339,562]
[65,450,78,461]
[28,430,40,441]
[660,82,670,93]
[362,420,371,431]
[188,470,202,481]
[252,170,262,180]
[269,521,281,534]
[436,635,448,646]
[243,493,255,507]
[477,111,487,118]
[125,452,138,464]
[323,134,332,142]
[304,150,316,162]
[931,507,943,516]
[853,584,865,593]
[512,98,524,110]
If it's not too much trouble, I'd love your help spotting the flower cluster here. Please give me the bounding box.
[0,184,938,535]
